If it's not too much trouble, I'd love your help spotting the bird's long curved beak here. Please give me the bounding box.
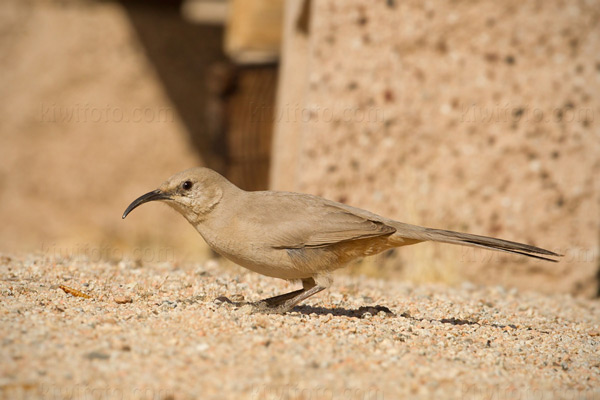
[122,189,171,219]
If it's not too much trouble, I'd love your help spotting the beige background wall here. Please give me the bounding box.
[272,0,600,296]
[0,1,224,261]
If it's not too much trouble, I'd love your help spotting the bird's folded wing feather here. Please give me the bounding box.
[264,197,396,249]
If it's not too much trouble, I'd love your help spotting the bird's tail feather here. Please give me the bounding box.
[392,222,561,262]
[423,228,561,262]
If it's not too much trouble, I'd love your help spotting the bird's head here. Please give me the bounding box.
[122,167,231,224]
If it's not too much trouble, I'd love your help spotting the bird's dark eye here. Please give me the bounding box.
[181,180,193,191]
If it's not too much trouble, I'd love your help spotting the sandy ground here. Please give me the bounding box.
[1,253,599,400]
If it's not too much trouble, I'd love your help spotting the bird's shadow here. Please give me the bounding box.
[292,304,396,318]
[290,306,520,330]
[215,296,521,329]
[215,296,394,318]
[289,306,513,330]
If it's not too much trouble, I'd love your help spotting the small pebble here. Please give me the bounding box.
[237,304,254,315]
[230,294,245,302]
[114,296,133,304]
[84,351,110,360]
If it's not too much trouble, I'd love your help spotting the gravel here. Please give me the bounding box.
[1,253,599,400]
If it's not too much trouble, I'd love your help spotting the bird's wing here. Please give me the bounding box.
[256,193,396,249]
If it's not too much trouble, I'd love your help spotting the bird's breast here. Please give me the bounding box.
[194,224,312,280]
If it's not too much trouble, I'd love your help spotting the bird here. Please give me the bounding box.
[122,167,561,313]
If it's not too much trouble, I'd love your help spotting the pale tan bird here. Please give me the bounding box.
[123,167,560,313]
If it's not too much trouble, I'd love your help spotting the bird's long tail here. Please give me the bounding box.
[392,223,561,262]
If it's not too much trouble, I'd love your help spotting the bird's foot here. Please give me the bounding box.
[214,295,254,309]
[248,300,292,314]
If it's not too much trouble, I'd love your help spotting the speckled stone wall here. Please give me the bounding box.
[272,0,600,296]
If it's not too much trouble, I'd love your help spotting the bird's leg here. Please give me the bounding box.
[254,278,325,313]
[274,284,326,314]
[255,278,315,307]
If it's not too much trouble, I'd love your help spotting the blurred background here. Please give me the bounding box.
[0,0,598,297]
